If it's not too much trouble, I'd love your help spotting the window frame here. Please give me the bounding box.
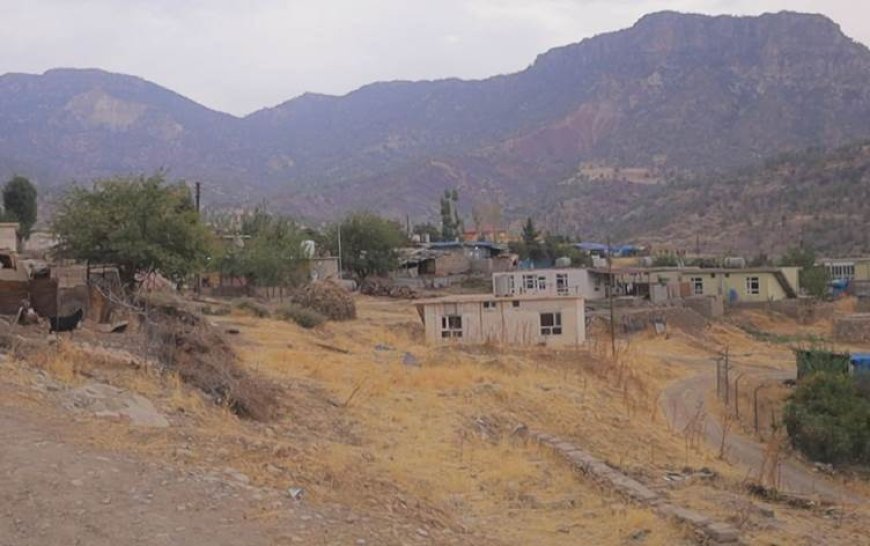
[556,273,569,295]
[440,314,463,338]
[522,274,536,291]
[690,276,704,296]
[745,276,760,295]
[539,312,563,336]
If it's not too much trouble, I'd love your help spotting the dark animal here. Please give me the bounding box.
[49,308,84,333]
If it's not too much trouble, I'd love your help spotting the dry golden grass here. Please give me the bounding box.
[6,294,868,545]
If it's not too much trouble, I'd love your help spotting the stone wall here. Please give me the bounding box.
[834,314,870,343]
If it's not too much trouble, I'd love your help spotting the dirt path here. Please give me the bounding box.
[659,361,864,504]
[0,406,449,546]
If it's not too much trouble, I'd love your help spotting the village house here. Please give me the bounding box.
[415,293,585,347]
[821,258,870,282]
[0,222,19,252]
[398,241,517,279]
[491,269,604,300]
[492,265,799,304]
[676,267,799,302]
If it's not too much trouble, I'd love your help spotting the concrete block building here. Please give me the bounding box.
[415,294,585,347]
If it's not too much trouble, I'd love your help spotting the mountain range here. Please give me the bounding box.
[3,10,870,250]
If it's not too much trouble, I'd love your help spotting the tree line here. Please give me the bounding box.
[49,174,408,287]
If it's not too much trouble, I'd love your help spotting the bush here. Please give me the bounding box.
[234,299,270,318]
[783,373,870,466]
[201,304,231,316]
[276,304,327,329]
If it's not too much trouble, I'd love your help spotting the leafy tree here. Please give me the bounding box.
[52,174,212,284]
[328,212,406,279]
[784,372,870,465]
[439,189,462,241]
[779,246,827,298]
[214,208,308,288]
[3,175,37,239]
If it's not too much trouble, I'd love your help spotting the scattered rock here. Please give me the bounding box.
[629,528,651,541]
[402,352,420,367]
[287,487,304,501]
[67,383,169,428]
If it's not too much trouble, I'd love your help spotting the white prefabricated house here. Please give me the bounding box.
[491,269,604,300]
[415,293,586,348]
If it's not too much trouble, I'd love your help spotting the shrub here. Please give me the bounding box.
[783,372,870,466]
[201,304,231,316]
[234,299,270,318]
[276,304,327,329]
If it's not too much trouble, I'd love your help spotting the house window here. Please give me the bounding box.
[512,301,520,308]
[507,276,516,294]
[690,277,704,296]
[540,312,563,336]
[441,315,463,338]
[556,273,569,295]
[828,264,855,280]
[745,277,760,295]
[538,276,547,291]
[523,274,536,291]
[483,301,496,310]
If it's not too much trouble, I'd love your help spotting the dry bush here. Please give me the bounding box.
[291,281,356,320]
[234,298,271,318]
[141,298,280,421]
[276,303,327,329]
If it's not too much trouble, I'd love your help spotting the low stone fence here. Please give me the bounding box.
[527,429,739,544]
[834,314,870,343]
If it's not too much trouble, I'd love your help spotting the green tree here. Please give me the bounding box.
[784,372,870,465]
[328,213,406,279]
[779,246,827,298]
[521,217,539,246]
[214,208,308,289]
[52,174,211,284]
[439,190,462,241]
[3,175,37,239]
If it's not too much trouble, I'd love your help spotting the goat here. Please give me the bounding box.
[49,308,84,333]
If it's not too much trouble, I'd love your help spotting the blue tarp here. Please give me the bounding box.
[850,353,870,370]
[576,242,609,252]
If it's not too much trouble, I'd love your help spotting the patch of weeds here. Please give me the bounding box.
[276,303,327,329]
[201,304,231,316]
[235,299,271,318]
[738,323,828,345]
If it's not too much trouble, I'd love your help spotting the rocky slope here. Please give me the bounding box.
[599,141,870,256]
[3,11,870,221]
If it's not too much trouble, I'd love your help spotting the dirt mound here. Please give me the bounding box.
[291,281,356,320]
[360,277,417,299]
[140,296,280,421]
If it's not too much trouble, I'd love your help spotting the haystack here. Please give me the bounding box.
[291,281,356,321]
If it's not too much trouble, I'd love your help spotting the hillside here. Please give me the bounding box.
[4,11,870,220]
[601,142,870,256]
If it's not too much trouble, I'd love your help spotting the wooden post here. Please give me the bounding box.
[607,237,616,358]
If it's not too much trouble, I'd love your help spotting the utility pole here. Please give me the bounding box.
[194,181,202,295]
[607,236,616,358]
[337,224,343,280]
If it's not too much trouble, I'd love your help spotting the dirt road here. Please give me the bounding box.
[0,407,456,546]
[660,361,864,504]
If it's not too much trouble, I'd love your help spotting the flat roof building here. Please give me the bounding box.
[415,293,585,348]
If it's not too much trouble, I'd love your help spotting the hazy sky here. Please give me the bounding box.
[1,0,866,116]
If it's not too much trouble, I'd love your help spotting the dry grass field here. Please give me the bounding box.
[2,295,868,544]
